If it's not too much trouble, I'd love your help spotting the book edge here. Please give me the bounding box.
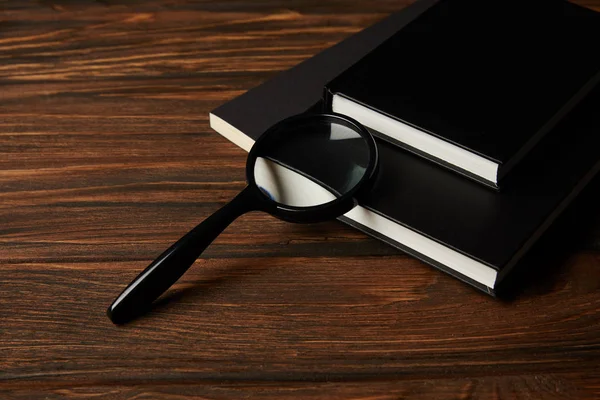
[496,156,600,284]
[499,68,600,180]
[331,92,500,186]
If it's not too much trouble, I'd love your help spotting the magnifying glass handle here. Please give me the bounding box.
[107,185,259,324]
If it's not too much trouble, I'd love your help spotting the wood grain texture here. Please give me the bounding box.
[1,1,600,399]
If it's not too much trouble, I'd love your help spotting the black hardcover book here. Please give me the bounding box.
[324,0,600,189]
[210,0,600,295]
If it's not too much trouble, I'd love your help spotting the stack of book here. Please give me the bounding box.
[209,0,600,295]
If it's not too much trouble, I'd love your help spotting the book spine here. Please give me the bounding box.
[322,86,335,113]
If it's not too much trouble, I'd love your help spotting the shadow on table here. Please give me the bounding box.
[148,260,271,315]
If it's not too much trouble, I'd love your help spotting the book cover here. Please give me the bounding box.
[209,0,600,295]
[324,0,600,189]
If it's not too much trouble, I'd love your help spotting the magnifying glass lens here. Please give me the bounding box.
[253,118,371,207]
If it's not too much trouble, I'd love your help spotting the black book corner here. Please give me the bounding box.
[494,172,600,300]
[210,0,600,296]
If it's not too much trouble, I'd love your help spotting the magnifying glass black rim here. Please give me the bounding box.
[245,112,378,222]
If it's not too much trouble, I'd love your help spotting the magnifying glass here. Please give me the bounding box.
[107,112,378,324]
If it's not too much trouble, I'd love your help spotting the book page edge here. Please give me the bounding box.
[332,94,499,184]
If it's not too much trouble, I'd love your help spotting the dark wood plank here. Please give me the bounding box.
[2,1,600,398]
[2,374,600,399]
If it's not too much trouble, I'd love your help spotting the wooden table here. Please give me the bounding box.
[2,1,600,398]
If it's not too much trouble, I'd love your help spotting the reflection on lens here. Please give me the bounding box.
[254,157,338,207]
[253,118,370,207]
